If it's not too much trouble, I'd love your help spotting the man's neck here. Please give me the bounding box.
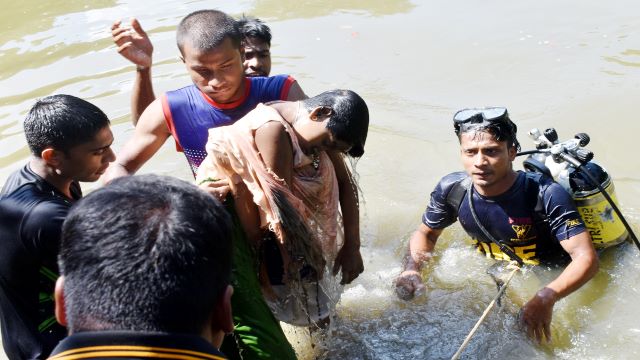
[474,170,518,197]
[29,158,75,199]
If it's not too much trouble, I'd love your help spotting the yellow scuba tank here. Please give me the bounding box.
[523,128,629,249]
[563,162,628,248]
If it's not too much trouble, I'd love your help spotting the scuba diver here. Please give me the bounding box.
[394,107,599,343]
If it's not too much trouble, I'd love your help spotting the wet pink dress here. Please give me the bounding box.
[197,104,341,273]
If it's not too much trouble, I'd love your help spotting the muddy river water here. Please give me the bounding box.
[1,1,640,359]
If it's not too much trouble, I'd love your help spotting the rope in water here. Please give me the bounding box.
[451,262,520,360]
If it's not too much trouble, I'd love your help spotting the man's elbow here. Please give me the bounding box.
[574,244,599,280]
[567,231,600,278]
[585,249,599,279]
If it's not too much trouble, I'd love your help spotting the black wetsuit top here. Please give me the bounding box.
[422,171,586,265]
[0,164,81,359]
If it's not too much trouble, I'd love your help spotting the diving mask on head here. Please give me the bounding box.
[453,107,512,133]
[453,107,519,150]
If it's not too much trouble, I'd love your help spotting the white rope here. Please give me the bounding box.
[451,262,520,360]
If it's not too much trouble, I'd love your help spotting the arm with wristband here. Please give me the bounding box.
[394,174,459,300]
[111,18,156,125]
[520,181,598,343]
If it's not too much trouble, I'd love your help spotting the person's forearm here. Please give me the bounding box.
[539,249,598,301]
[329,152,360,251]
[102,162,134,184]
[232,181,262,244]
[131,67,156,124]
[339,173,360,251]
[404,229,435,272]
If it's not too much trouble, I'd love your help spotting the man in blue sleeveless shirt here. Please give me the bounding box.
[105,9,362,287]
[104,10,364,359]
[0,95,115,359]
[105,10,304,178]
[111,15,274,124]
[394,108,598,343]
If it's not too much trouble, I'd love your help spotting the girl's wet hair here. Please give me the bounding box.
[302,89,369,157]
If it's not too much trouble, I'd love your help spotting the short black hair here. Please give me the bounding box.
[302,90,369,157]
[23,94,110,156]
[59,174,232,334]
[455,113,521,152]
[176,9,241,55]
[238,16,272,46]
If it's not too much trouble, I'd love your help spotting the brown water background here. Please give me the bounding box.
[1,1,640,359]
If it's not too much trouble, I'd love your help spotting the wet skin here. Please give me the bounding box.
[459,131,517,197]
[57,126,116,182]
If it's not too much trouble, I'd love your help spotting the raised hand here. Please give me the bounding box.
[111,18,153,68]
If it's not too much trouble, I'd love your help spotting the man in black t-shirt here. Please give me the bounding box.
[394,108,598,343]
[50,175,233,359]
[0,95,114,359]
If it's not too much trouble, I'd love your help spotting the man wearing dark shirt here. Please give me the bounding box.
[394,107,598,343]
[0,95,114,359]
[50,175,233,359]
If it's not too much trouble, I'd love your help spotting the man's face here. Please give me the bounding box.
[56,126,115,182]
[460,130,516,191]
[242,36,271,77]
[182,37,246,104]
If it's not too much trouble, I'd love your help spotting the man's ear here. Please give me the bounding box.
[211,285,234,333]
[41,148,63,168]
[219,285,234,334]
[54,276,68,327]
[309,106,333,121]
[508,145,517,161]
[208,285,234,348]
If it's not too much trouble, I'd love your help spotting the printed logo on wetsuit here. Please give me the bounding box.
[565,218,582,228]
[509,217,535,243]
